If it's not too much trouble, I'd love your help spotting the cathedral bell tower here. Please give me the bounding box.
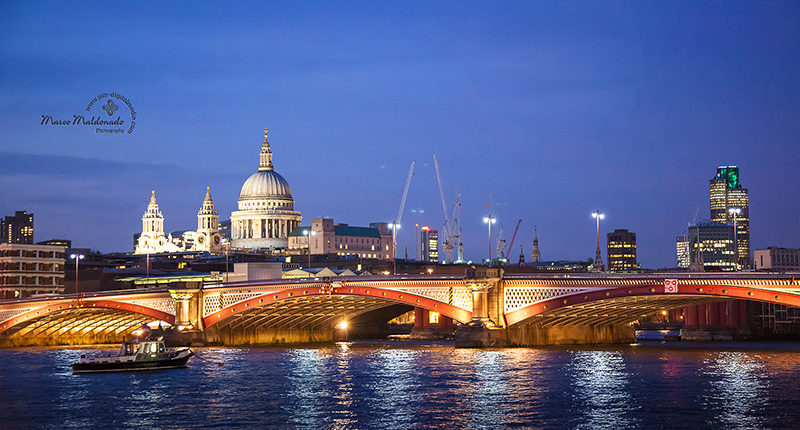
[135,190,181,254]
[195,187,221,252]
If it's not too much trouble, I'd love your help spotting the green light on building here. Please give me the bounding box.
[717,166,739,189]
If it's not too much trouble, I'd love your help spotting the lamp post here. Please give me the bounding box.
[69,253,85,295]
[388,222,400,274]
[483,215,496,263]
[728,207,741,269]
[591,209,605,271]
[223,239,230,283]
[303,229,316,276]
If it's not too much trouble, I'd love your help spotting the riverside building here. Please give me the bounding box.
[0,243,65,299]
[754,247,800,271]
[688,222,737,271]
[606,229,638,271]
[416,226,439,263]
[1,211,34,244]
[288,218,393,260]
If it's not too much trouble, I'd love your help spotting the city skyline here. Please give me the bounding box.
[2,3,800,267]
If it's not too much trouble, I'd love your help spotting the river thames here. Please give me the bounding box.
[1,341,799,429]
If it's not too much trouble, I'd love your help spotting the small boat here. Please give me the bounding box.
[72,337,193,374]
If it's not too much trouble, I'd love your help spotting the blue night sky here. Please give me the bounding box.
[1,2,799,267]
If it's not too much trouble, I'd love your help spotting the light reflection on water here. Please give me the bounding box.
[366,347,419,428]
[286,347,327,428]
[567,350,639,429]
[1,342,800,429]
[701,352,768,429]
[467,350,509,428]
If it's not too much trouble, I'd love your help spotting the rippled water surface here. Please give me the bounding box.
[2,341,800,429]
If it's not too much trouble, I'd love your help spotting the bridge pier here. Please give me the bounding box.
[166,287,205,346]
[203,324,335,345]
[455,267,508,347]
[506,323,635,346]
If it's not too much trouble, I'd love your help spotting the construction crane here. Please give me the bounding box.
[451,191,463,262]
[433,154,457,263]
[495,223,505,260]
[504,219,523,260]
[391,161,415,271]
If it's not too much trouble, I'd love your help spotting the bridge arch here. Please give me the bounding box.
[0,300,175,339]
[504,283,800,327]
[204,284,472,329]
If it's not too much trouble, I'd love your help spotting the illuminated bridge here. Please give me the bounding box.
[1,269,798,347]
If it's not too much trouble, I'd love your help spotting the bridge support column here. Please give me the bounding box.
[469,282,491,325]
[440,316,453,328]
[414,308,425,329]
[738,300,748,328]
[455,267,507,347]
[684,305,698,327]
[167,287,204,345]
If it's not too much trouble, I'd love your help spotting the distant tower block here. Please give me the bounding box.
[518,244,525,265]
[709,166,750,267]
[531,226,541,263]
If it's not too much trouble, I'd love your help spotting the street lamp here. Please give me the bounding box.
[303,229,316,276]
[591,209,605,271]
[223,239,230,283]
[69,253,85,295]
[388,222,400,273]
[729,207,741,268]
[483,215,496,262]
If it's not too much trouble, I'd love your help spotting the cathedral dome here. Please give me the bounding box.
[230,129,302,251]
[239,170,292,200]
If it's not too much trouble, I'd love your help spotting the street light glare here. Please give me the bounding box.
[337,320,349,330]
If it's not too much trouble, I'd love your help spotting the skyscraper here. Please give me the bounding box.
[676,234,690,269]
[709,166,750,267]
[606,229,638,271]
[689,222,737,271]
[416,226,439,263]
[1,211,34,244]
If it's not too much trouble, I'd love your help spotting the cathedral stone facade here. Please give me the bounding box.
[133,129,299,254]
[230,130,302,250]
[194,187,222,253]
[134,188,222,254]
[134,191,183,254]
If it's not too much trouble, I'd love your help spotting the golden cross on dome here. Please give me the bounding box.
[264,128,269,142]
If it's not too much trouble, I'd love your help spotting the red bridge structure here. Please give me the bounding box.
[1,268,798,347]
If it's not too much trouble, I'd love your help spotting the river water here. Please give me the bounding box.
[1,341,799,429]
